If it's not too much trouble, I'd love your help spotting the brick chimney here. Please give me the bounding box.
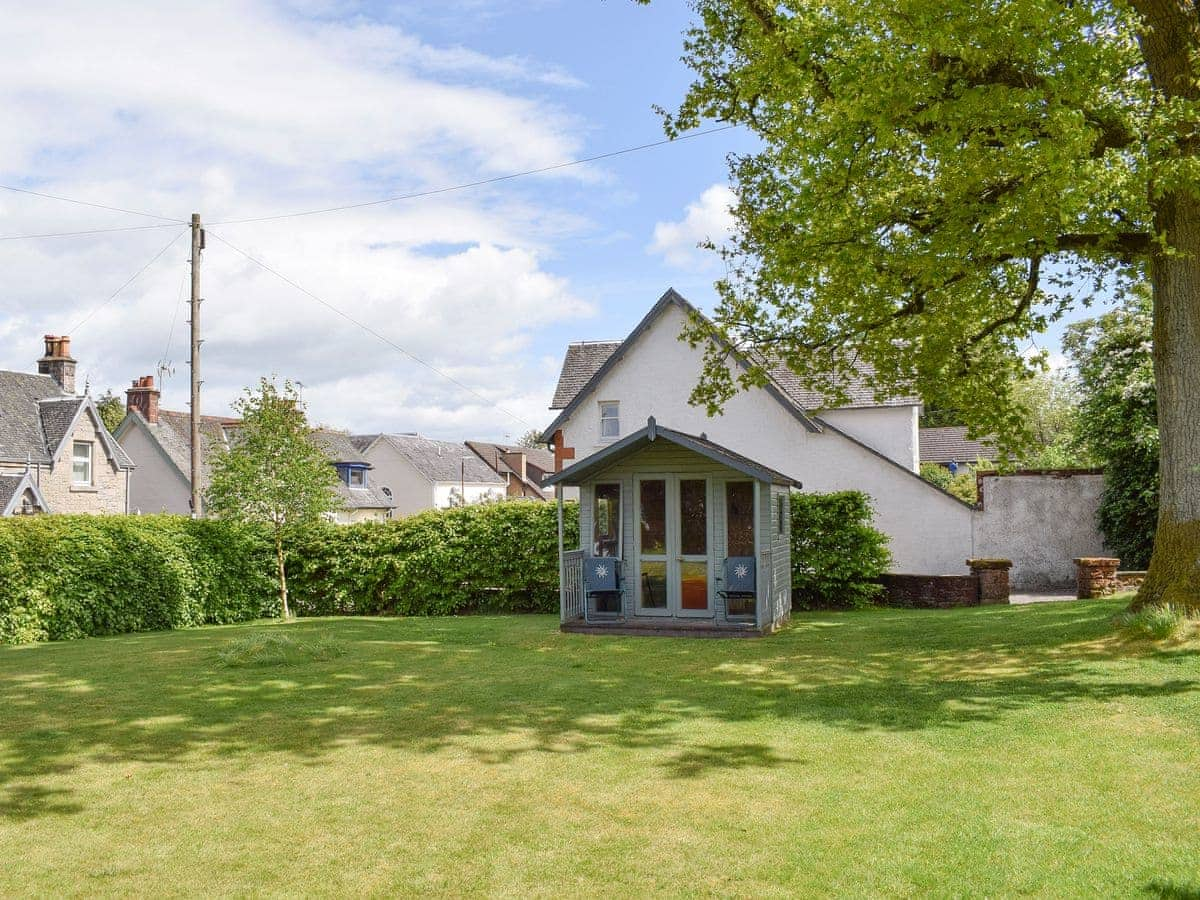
[37,335,76,394]
[125,375,161,424]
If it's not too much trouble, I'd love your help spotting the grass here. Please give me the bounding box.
[1,600,1198,897]
[1114,603,1194,642]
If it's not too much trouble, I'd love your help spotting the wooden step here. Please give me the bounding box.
[560,619,764,638]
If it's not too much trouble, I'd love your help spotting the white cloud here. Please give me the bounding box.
[0,0,596,439]
[648,184,735,269]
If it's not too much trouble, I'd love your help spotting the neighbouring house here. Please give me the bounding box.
[352,433,506,515]
[919,426,996,470]
[114,376,392,522]
[465,441,555,500]
[0,336,134,515]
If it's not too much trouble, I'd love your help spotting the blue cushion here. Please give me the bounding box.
[723,557,756,593]
[584,557,620,593]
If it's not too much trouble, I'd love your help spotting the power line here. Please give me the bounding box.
[209,124,740,226]
[0,222,183,242]
[0,183,184,223]
[69,228,188,334]
[206,229,538,431]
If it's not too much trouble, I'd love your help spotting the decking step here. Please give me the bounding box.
[560,620,764,638]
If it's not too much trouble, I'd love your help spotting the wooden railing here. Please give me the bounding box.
[561,549,584,623]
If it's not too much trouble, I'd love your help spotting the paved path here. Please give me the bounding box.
[1009,591,1079,605]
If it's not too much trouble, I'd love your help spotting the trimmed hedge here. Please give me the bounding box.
[790,491,892,609]
[1,491,894,644]
[0,516,277,644]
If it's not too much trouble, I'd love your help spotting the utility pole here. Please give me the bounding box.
[189,213,204,518]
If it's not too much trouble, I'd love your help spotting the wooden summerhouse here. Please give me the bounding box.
[547,418,796,636]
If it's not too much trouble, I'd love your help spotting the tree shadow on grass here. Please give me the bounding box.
[0,601,1196,819]
[1145,880,1200,899]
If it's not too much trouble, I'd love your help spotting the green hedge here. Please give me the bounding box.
[0,516,277,644]
[286,501,578,616]
[1,491,894,644]
[790,491,892,609]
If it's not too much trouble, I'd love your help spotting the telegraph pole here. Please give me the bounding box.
[189,213,204,518]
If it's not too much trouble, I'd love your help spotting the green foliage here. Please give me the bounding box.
[661,1,1156,459]
[0,516,275,645]
[1114,603,1187,642]
[216,631,346,667]
[286,501,579,617]
[920,462,954,492]
[920,462,982,505]
[95,390,125,434]
[516,429,544,449]
[791,491,892,609]
[1064,291,1158,567]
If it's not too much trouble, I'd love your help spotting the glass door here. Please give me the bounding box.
[675,478,712,617]
[636,478,670,615]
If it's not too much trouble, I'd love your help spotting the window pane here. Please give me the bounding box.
[639,560,667,609]
[639,479,666,555]
[72,442,91,484]
[679,479,706,556]
[600,418,620,438]
[593,483,620,557]
[350,469,365,486]
[726,482,755,557]
[679,561,708,610]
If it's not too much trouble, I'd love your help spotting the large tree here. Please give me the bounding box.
[205,379,339,619]
[653,0,1200,608]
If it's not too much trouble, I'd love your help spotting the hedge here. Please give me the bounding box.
[1,491,893,644]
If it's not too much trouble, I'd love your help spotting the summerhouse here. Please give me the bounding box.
[547,417,796,636]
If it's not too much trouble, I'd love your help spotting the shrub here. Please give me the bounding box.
[791,491,892,609]
[1114,604,1187,641]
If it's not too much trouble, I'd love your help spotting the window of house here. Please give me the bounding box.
[72,441,93,486]
[349,468,366,488]
[599,401,620,440]
[593,483,620,557]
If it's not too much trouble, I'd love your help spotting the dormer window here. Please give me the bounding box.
[349,468,365,488]
[335,463,369,489]
[599,401,620,441]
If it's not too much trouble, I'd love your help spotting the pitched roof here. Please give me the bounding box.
[310,429,393,510]
[546,290,920,426]
[123,409,236,491]
[545,417,800,488]
[0,370,133,469]
[919,426,996,465]
[464,440,554,498]
[0,471,50,516]
[358,434,505,484]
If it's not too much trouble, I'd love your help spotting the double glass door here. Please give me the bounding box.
[636,476,711,617]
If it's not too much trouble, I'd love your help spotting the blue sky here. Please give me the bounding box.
[0,1,1096,439]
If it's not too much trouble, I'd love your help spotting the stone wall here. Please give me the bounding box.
[973,470,1107,590]
[879,573,980,609]
[34,413,128,514]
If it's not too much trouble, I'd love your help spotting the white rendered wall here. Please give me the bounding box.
[556,302,976,574]
[819,405,920,472]
[432,482,506,508]
[362,441,436,516]
[118,423,190,514]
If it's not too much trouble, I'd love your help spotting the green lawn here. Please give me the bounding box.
[1,601,1198,897]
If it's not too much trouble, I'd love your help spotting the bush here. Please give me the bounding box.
[920,462,981,505]
[791,491,892,609]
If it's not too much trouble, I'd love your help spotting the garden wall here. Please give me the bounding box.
[973,470,1108,590]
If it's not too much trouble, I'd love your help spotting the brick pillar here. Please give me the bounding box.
[967,558,1013,605]
[1074,557,1121,599]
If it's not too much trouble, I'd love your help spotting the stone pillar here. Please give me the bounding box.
[1074,557,1121,599]
[967,558,1013,605]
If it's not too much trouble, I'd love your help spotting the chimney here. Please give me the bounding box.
[500,449,528,481]
[125,375,161,424]
[37,335,77,395]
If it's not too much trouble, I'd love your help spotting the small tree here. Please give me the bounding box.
[516,429,544,449]
[95,390,125,434]
[205,379,339,619]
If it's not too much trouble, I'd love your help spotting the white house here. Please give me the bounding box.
[352,433,506,515]
[542,289,979,580]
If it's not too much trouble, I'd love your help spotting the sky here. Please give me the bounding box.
[0,0,1094,441]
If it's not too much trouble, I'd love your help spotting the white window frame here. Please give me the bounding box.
[598,401,620,441]
[72,440,93,486]
[348,468,366,489]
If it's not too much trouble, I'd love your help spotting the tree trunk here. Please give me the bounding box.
[1132,0,1200,611]
[275,528,291,620]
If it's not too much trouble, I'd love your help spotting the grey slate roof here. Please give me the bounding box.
[0,472,49,516]
[0,370,133,468]
[358,433,504,484]
[310,429,393,510]
[465,440,554,498]
[919,426,996,465]
[547,292,920,415]
[128,409,236,491]
[550,342,622,409]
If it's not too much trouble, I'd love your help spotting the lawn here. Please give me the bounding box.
[1,601,1198,897]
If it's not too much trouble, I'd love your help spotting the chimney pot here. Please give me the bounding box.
[37,333,77,394]
[125,373,161,424]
